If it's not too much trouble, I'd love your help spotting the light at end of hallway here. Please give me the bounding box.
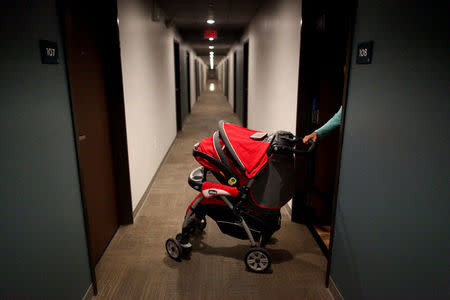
[209,83,215,91]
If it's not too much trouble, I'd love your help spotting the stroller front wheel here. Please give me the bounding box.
[244,247,271,273]
[165,238,182,260]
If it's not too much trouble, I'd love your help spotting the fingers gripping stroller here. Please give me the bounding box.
[165,121,315,272]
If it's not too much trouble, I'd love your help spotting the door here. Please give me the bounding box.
[174,41,182,131]
[62,1,119,266]
[224,59,229,99]
[243,41,249,128]
[233,51,237,112]
[195,60,199,101]
[186,52,191,113]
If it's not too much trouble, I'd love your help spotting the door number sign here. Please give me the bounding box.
[356,41,374,64]
[39,40,59,64]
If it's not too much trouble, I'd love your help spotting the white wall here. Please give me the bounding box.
[243,0,302,134]
[118,0,177,209]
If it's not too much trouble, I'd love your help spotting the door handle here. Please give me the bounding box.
[78,135,87,141]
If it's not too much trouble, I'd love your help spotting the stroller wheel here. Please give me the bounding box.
[199,218,207,231]
[244,247,271,273]
[176,233,192,253]
[165,238,182,260]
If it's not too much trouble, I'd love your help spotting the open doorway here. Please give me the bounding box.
[292,0,356,283]
[173,41,182,131]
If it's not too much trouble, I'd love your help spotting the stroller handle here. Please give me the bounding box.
[273,140,316,155]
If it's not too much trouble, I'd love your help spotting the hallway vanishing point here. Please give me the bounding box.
[93,88,332,300]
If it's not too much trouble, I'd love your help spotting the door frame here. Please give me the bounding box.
[293,0,357,287]
[325,1,357,287]
[58,0,133,294]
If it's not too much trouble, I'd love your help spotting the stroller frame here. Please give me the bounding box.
[165,121,315,273]
[183,174,259,247]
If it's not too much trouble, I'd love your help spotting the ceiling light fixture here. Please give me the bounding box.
[209,46,214,49]
[209,37,214,41]
[207,19,215,24]
[210,51,214,55]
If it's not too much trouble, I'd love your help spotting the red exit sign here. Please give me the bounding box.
[204,30,216,39]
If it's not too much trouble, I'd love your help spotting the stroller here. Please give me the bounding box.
[165,120,315,272]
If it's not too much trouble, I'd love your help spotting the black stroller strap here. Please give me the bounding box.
[213,131,231,170]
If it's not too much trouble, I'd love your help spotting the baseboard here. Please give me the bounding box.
[133,138,176,218]
[82,284,94,300]
[328,277,344,300]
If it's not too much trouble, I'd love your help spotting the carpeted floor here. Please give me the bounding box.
[93,87,333,300]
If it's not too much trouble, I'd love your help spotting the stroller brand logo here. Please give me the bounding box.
[208,189,218,196]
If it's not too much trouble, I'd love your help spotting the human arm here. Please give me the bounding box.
[303,106,342,143]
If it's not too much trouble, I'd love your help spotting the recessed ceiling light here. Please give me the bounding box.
[207,19,215,24]
[209,46,214,49]
[209,37,214,41]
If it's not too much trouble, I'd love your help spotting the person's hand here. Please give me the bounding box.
[303,132,318,144]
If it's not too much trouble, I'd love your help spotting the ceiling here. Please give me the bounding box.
[156,0,264,58]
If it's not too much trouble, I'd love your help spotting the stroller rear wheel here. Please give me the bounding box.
[165,238,182,260]
[198,218,206,231]
[244,247,271,273]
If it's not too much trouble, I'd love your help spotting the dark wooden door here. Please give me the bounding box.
[186,52,191,113]
[174,41,182,131]
[62,2,119,266]
[224,59,229,98]
[195,60,199,101]
[243,42,249,128]
[233,51,237,112]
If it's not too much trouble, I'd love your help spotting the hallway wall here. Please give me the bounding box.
[331,0,450,298]
[243,0,302,133]
[117,0,202,209]
[0,1,92,298]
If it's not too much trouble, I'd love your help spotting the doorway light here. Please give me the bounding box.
[207,19,215,24]
[209,83,215,91]
[209,51,214,55]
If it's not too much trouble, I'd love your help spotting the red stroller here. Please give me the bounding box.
[165,120,315,272]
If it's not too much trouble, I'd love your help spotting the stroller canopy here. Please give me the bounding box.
[195,121,271,178]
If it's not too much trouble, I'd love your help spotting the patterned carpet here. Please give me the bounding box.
[93,87,332,300]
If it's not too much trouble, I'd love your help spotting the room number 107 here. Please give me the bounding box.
[46,48,56,57]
